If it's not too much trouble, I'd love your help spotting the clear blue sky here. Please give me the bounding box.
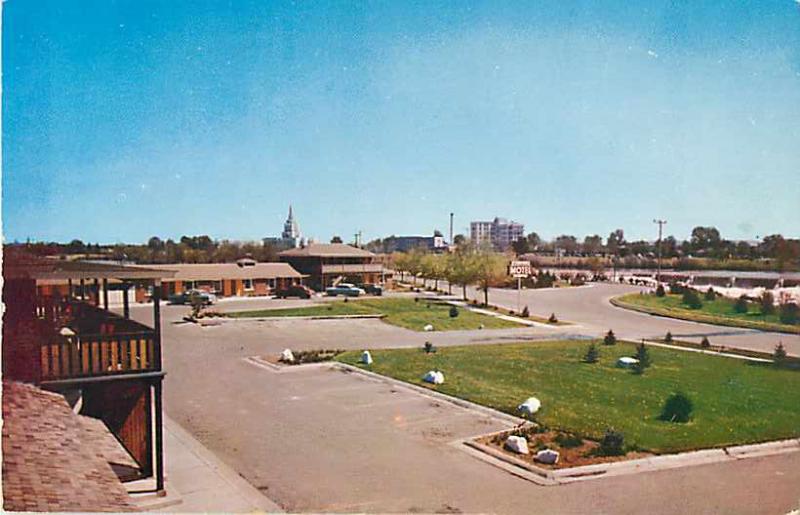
[3,0,799,244]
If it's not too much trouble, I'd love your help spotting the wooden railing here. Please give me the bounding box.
[40,331,158,381]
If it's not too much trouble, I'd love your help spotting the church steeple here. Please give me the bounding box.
[282,204,300,241]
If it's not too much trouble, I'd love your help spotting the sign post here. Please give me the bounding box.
[509,261,532,313]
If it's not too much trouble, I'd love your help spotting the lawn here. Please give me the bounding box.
[226,297,523,331]
[336,340,800,453]
[613,293,800,334]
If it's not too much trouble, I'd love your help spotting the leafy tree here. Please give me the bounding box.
[474,249,508,306]
[445,247,480,301]
[554,235,579,255]
[682,289,703,309]
[330,235,343,244]
[511,237,530,256]
[603,330,617,346]
[689,226,721,255]
[606,229,625,255]
[655,284,666,297]
[147,236,165,251]
[760,291,775,316]
[582,235,603,255]
[584,342,599,363]
[525,232,542,250]
[453,234,467,246]
[659,393,693,423]
[421,254,446,290]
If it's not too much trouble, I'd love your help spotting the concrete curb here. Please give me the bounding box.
[640,339,773,363]
[244,356,337,374]
[164,416,284,512]
[218,313,386,322]
[447,300,574,329]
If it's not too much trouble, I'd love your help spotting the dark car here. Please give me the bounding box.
[168,289,217,305]
[359,283,384,296]
[274,284,315,299]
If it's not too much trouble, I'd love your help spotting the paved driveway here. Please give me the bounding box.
[126,300,800,514]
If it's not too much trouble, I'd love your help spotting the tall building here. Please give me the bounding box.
[264,205,304,249]
[470,217,525,250]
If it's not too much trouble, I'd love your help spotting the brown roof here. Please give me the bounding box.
[2,381,137,512]
[279,243,375,258]
[144,262,305,281]
[3,249,174,281]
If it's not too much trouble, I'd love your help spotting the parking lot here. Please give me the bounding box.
[125,290,800,514]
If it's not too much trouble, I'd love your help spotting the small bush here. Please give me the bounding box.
[343,297,349,303]
[554,433,583,449]
[548,313,558,324]
[599,429,625,456]
[449,305,459,318]
[669,282,686,295]
[603,330,617,346]
[655,284,666,297]
[659,392,693,423]
[424,341,437,354]
[704,288,717,301]
[779,303,799,324]
[682,289,702,309]
[521,305,530,318]
[734,295,749,314]
[633,341,651,374]
[700,336,711,349]
[414,296,420,303]
[773,342,787,365]
[584,342,599,363]
[664,331,673,343]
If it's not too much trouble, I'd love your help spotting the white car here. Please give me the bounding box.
[325,283,366,297]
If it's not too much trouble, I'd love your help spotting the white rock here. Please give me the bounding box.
[518,397,541,416]
[280,349,295,363]
[423,370,445,385]
[423,324,434,332]
[535,449,560,464]
[617,356,639,368]
[59,327,76,337]
[361,350,373,365]
[504,435,529,455]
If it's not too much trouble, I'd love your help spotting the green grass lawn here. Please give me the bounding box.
[336,340,800,453]
[226,297,523,331]
[614,293,800,334]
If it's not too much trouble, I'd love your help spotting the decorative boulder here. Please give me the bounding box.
[478,324,485,330]
[59,327,76,337]
[535,449,560,464]
[280,349,295,363]
[518,397,541,416]
[504,435,529,455]
[617,356,639,368]
[423,370,445,385]
[361,350,373,365]
[423,324,434,332]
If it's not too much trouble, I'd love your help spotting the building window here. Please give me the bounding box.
[184,281,194,290]
[243,279,254,290]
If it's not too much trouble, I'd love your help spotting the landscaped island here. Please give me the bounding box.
[336,340,800,454]
[226,297,523,331]
[612,292,800,334]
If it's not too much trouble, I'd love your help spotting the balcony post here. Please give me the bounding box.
[122,282,130,319]
[152,280,161,368]
[68,278,73,298]
[154,379,165,493]
[93,278,100,306]
[80,279,86,300]
[102,278,109,311]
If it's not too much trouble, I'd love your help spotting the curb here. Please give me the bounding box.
[244,356,336,374]
[220,314,386,322]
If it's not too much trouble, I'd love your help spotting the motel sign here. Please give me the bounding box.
[509,260,532,278]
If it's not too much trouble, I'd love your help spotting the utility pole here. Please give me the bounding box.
[449,212,454,246]
[653,219,667,285]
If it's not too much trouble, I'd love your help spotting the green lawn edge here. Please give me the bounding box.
[611,294,800,335]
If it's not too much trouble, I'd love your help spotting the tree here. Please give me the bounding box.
[659,392,693,423]
[421,254,446,290]
[453,234,466,246]
[445,247,480,301]
[582,235,603,255]
[474,249,508,306]
[554,235,579,255]
[700,336,711,348]
[603,330,617,346]
[773,342,788,365]
[511,238,530,256]
[606,229,625,255]
[525,232,541,250]
[147,236,165,251]
[734,295,749,314]
[655,284,666,297]
[704,288,716,301]
[682,289,702,309]
[779,303,799,324]
[633,341,651,374]
[404,248,426,287]
[689,226,721,255]
[760,292,775,316]
[330,235,343,244]
[584,342,599,363]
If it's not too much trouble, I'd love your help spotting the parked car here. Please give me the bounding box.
[168,289,217,305]
[325,283,366,297]
[358,283,383,296]
[274,284,315,299]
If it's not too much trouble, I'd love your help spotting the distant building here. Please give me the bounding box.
[382,234,448,253]
[264,205,303,249]
[470,217,525,250]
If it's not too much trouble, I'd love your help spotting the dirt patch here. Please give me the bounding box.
[478,426,653,469]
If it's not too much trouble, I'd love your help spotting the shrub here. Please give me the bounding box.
[521,305,530,318]
[734,295,749,314]
[773,342,787,365]
[603,330,617,346]
[414,296,420,303]
[633,341,651,374]
[449,305,459,318]
[599,429,625,456]
[548,313,558,324]
[779,303,799,324]
[286,348,344,365]
[659,392,693,423]
[584,342,599,363]
[704,288,717,301]
[655,284,666,297]
[664,331,673,343]
[424,341,437,354]
[700,336,711,349]
[343,297,349,303]
[760,292,775,316]
[682,289,702,309]
[554,433,583,449]
[668,282,686,295]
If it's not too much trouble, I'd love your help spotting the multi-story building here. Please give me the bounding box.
[264,205,303,249]
[279,243,387,290]
[470,217,525,250]
[382,234,448,253]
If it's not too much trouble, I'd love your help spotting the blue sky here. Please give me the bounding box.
[3,0,800,244]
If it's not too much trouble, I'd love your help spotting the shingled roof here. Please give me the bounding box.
[2,381,137,512]
[279,243,374,258]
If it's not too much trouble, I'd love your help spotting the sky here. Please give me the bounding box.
[3,0,800,245]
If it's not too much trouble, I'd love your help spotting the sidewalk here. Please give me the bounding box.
[130,417,283,513]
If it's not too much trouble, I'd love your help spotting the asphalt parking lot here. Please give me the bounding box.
[122,289,800,514]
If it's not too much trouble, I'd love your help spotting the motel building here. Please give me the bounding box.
[144,257,306,300]
[279,243,388,290]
